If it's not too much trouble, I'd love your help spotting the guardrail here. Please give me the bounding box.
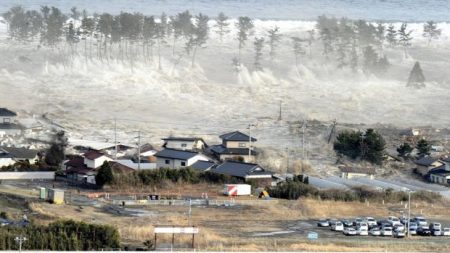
[0,171,55,180]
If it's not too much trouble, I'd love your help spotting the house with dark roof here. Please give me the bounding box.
[0,108,22,137]
[212,161,273,185]
[190,160,216,171]
[0,146,39,165]
[340,167,375,179]
[429,165,450,186]
[154,148,210,169]
[415,156,444,176]
[210,131,257,162]
[162,137,207,151]
[0,108,17,124]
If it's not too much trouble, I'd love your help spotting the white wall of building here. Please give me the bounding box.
[84,156,112,169]
[0,158,15,167]
[156,154,209,169]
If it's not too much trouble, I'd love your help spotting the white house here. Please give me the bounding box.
[154,149,210,169]
[83,150,113,169]
[0,151,15,167]
[210,131,257,162]
[429,165,450,186]
[162,137,207,151]
[0,108,17,124]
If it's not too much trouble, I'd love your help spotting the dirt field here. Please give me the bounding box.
[2,182,450,251]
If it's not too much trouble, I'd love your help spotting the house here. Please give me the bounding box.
[212,161,273,186]
[0,151,15,167]
[0,146,39,165]
[113,159,157,170]
[68,138,133,157]
[340,167,375,179]
[190,160,216,171]
[0,108,17,124]
[441,157,450,170]
[83,150,113,169]
[162,137,207,151]
[429,165,450,186]
[415,156,444,176]
[154,149,210,169]
[65,167,97,184]
[210,131,257,162]
[0,108,23,137]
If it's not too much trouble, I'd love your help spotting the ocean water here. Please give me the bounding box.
[0,0,449,22]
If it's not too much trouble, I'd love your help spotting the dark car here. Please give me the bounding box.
[341,220,353,227]
[417,227,432,236]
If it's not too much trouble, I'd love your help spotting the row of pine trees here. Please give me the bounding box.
[2,6,442,73]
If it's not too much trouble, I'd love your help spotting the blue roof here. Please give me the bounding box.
[219,131,257,142]
[212,161,272,178]
[190,160,216,171]
[415,156,438,166]
[154,149,202,160]
[0,108,16,117]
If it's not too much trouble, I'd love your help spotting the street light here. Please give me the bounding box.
[15,235,27,253]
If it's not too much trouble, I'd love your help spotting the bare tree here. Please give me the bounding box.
[398,23,413,57]
[235,16,254,64]
[185,13,209,67]
[267,26,281,63]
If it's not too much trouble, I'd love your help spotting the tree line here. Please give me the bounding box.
[0,220,120,250]
[2,6,443,73]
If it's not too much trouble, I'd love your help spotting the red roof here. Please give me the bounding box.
[83,150,105,160]
[64,157,85,168]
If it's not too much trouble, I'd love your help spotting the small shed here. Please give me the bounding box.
[340,167,375,179]
[39,187,46,199]
[47,189,64,204]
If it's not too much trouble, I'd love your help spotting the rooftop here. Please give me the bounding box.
[213,161,272,178]
[83,150,106,160]
[0,146,38,159]
[162,137,204,142]
[210,145,257,156]
[190,160,216,171]
[219,131,257,142]
[154,149,203,160]
[0,108,17,117]
[429,165,450,177]
[415,156,439,166]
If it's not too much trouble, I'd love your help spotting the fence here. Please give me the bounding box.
[109,198,278,207]
[0,171,55,180]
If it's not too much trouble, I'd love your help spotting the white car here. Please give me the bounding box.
[364,217,377,227]
[356,222,369,231]
[408,228,417,235]
[388,216,401,226]
[331,222,344,231]
[343,227,357,236]
[381,227,393,236]
[370,228,381,236]
[394,224,405,232]
[433,229,442,236]
[430,222,441,231]
[357,227,369,236]
[409,222,419,230]
[441,228,450,236]
[393,230,406,238]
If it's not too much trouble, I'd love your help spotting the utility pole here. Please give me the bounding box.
[301,120,306,160]
[138,130,141,170]
[114,117,118,159]
[407,190,411,238]
[248,124,255,162]
[15,235,26,253]
[285,147,290,174]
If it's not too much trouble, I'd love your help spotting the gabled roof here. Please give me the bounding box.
[415,156,439,166]
[429,165,450,177]
[162,137,205,142]
[154,149,203,160]
[0,146,38,159]
[83,150,106,160]
[441,157,450,163]
[0,108,17,117]
[210,145,257,156]
[212,161,272,178]
[64,156,85,168]
[190,160,216,171]
[340,167,375,175]
[219,131,256,142]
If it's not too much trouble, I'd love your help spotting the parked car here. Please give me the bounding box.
[393,230,406,238]
[414,217,428,227]
[356,222,368,231]
[394,224,405,232]
[409,222,419,230]
[417,227,432,236]
[364,217,377,227]
[388,216,401,226]
[343,227,357,236]
[429,222,441,231]
[432,229,442,236]
[331,221,344,231]
[408,227,417,235]
[317,219,330,227]
[341,219,353,227]
[381,227,393,236]
[441,228,450,236]
[357,227,369,236]
[370,227,381,236]
[353,217,363,226]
